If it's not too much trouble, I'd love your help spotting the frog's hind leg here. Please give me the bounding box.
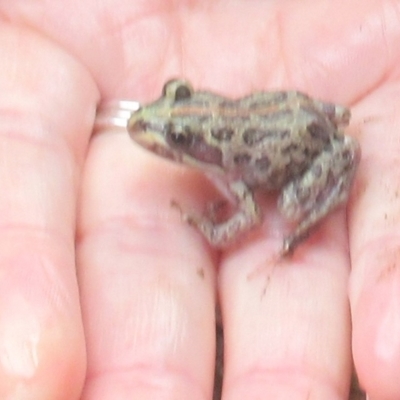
[312,100,351,129]
[278,135,360,255]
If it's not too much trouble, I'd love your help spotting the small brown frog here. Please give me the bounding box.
[128,79,360,255]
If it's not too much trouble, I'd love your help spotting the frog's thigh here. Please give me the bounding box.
[278,137,358,254]
[278,136,359,224]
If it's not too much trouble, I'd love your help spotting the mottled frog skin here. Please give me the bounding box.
[128,79,360,255]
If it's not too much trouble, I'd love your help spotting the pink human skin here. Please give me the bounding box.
[0,1,399,399]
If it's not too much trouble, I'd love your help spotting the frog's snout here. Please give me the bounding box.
[128,117,148,136]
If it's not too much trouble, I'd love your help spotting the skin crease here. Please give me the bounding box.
[0,0,399,399]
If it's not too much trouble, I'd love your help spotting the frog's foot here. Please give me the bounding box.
[197,184,261,247]
[278,135,360,254]
[172,205,261,248]
[172,181,262,247]
[170,199,219,242]
[281,231,310,257]
[194,211,260,247]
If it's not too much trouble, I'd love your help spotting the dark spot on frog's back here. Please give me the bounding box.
[255,156,270,170]
[307,119,331,141]
[243,128,290,146]
[281,143,299,155]
[233,153,251,165]
[211,127,234,141]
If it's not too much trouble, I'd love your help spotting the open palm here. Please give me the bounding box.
[0,1,399,399]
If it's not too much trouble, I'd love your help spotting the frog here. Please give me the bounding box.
[128,79,360,255]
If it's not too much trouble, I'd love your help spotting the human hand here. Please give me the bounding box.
[0,1,399,399]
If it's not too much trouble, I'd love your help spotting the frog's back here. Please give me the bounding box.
[179,91,340,190]
[238,119,335,187]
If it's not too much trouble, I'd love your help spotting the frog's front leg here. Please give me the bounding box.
[183,181,262,247]
[278,135,360,255]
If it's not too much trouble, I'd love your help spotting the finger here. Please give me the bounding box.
[77,126,217,399]
[0,24,98,398]
[220,211,353,399]
[349,88,400,399]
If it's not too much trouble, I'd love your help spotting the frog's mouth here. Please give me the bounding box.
[130,128,182,162]
[148,141,178,160]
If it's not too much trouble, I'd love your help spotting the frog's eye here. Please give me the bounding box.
[162,79,194,102]
[174,84,192,101]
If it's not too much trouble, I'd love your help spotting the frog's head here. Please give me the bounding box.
[128,79,223,171]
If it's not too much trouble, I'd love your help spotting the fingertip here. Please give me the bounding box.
[352,280,400,399]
